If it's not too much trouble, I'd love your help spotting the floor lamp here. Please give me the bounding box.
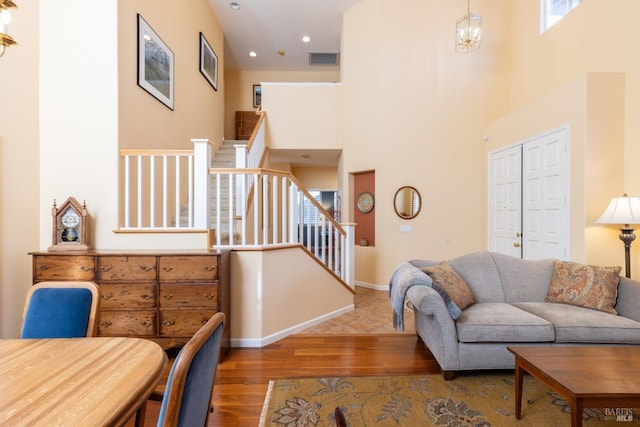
[596,194,640,278]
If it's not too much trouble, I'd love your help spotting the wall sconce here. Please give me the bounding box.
[596,193,640,278]
[455,0,481,53]
[0,0,17,58]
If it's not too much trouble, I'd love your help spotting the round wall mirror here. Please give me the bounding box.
[394,186,421,219]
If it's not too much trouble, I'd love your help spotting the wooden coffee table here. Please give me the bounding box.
[508,346,640,427]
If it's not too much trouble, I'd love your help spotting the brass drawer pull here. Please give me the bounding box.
[203,293,215,300]
[140,294,152,300]
[162,320,175,327]
[38,265,50,271]
[140,265,153,272]
[80,266,93,272]
[204,265,217,272]
[101,293,113,300]
[100,321,112,328]
[163,294,173,300]
[162,266,174,272]
[141,321,152,327]
[100,265,113,272]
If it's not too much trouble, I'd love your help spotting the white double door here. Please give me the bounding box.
[488,127,569,260]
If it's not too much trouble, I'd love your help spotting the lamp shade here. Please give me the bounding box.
[596,194,640,226]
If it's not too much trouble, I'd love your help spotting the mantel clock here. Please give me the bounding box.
[48,197,90,252]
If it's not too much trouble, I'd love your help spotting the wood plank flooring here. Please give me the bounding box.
[132,287,438,426]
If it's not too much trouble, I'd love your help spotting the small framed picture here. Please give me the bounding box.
[199,32,218,91]
[137,14,174,110]
[253,84,262,108]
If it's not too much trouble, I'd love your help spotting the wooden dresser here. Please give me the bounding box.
[29,250,230,355]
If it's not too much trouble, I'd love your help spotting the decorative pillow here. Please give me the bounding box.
[545,260,621,314]
[422,262,475,318]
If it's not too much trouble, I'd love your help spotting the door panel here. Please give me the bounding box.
[522,129,568,260]
[488,146,522,257]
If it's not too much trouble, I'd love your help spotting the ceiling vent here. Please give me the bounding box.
[309,52,340,66]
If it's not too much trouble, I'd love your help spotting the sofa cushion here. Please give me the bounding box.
[456,303,555,343]
[423,262,475,314]
[489,252,554,303]
[447,252,506,303]
[513,302,640,344]
[545,261,621,314]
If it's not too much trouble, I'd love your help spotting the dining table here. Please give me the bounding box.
[0,337,167,426]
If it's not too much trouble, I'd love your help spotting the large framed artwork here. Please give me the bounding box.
[199,32,218,91]
[137,14,174,110]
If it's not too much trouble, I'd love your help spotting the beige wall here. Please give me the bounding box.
[0,0,40,338]
[341,0,511,285]
[224,70,340,138]
[291,166,339,190]
[118,1,224,151]
[230,248,353,346]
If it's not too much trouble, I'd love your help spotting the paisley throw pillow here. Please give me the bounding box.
[545,260,621,314]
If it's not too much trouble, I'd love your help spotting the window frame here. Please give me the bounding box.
[541,0,581,33]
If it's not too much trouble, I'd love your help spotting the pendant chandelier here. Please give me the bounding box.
[455,0,481,53]
[0,0,17,58]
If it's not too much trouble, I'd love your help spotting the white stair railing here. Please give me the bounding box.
[119,144,353,285]
[120,149,195,229]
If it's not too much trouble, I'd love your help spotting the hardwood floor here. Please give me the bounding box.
[134,288,437,426]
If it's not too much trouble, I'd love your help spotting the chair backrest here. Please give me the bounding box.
[20,281,100,338]
[335,406,347,427]
[157,312,225,427]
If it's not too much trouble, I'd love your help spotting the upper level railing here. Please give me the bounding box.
[118,135,353,285]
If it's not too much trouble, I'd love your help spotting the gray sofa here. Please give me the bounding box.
[396,251,640,379]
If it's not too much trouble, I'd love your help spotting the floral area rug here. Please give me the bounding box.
[259,374,640,426]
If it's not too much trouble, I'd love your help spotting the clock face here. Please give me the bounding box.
[61,208,80,228]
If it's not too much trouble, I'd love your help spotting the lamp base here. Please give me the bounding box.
[619,227,635,279]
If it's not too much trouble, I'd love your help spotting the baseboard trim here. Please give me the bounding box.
[230,304,355,348]
[354,280,388,291]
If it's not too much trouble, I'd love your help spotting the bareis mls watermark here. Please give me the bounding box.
[604,408,635,422]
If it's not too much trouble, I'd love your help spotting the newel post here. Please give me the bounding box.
[192,139,213,229]
[342,223,356,289]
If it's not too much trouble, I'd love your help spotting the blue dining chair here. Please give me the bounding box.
[20,281,101,338]
[153,312,225,427]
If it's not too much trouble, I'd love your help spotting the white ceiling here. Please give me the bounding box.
[208,0,363,71]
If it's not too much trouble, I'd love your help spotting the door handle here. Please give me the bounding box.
[514,242,521,248]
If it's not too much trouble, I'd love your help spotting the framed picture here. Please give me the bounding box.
[253,84,262,108]
[137,14,174,110]
[199,32,218,91]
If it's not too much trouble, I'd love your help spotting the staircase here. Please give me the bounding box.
[210,140,244,244]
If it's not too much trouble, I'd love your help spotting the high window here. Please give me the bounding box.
[541,0,581,32]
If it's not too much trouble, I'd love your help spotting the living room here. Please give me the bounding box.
[2,0,640,424]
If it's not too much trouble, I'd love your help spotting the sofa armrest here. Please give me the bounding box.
[616,277,640,322]
[406,285,458,338]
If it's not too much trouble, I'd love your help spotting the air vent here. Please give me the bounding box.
[309,52,340,66]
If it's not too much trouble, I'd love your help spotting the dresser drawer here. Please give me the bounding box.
[98,310,156,336]
[100,283,157,309]
[159,310,215,337]
[97,256,157,282]
[159,284,218,309]
[33,255,95,281]
[158,256,218,282]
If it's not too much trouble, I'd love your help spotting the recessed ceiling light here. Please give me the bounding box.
[302,36,311,43]
[230,2,240,10]
[249,51,257,57]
